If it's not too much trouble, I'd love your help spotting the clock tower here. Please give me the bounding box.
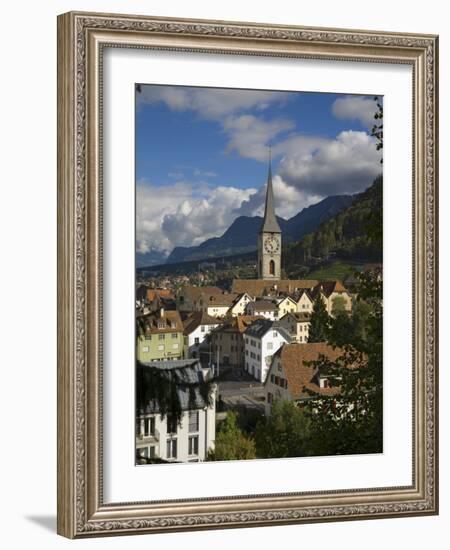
[258,156,282,279]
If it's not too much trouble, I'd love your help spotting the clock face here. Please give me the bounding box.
[264,236,280,254]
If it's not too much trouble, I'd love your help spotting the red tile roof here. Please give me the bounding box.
[270,343,346,399]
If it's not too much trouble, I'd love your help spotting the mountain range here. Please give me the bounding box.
[163,194,354,264]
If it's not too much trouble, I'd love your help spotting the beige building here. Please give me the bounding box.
[210,315,262,369]
[176,286,222,313]
[277,296,298,318]
[314,281,353,315]
[295,289,314,313]
[198,292,237,318]
[278,312,311,343]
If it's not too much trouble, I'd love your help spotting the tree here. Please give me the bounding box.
[304,270,383,456]
[331,295,347,316]
[255,400,311,458]
[371,96,383,162]
[307,292,330,342]
[208,411,256,461]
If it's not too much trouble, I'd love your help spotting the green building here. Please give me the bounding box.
[137,308,184,362]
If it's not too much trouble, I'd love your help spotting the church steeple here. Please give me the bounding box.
[257,150,282,280]
[260,150,281,234]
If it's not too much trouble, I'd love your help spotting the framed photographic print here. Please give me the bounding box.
[57,11,439,538]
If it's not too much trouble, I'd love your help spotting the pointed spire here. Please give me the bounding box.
[260,147,281,233]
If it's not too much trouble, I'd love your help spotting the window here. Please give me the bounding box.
[158,334,165,340]
[194,337,200,344]
[144,417,155,436]
[142,346,149,352]
[167,415,177,434]
[144,334,152,340]
[269,259,275,275]
[299,336,303,342]
[267,392,273,404]
[171,333,177,339]
[257,354,260,361]
[172,343,179,349]
[267,342,273,350]
[188,411,199,432]
[148,446,156,458]
[157,344,164,351]
[273,331,277,338]
[166,439,177,459]
[270,374,275,383]
[188,436,199,456]
[201,326,205,332]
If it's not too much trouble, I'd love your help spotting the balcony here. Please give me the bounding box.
[137,427,160,442]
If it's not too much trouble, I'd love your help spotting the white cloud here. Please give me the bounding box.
[223,114,294,161]
[137,180,256,254]
[278,130,381,197]
[236,174,321,220]
[137,86,288,119]
[332,96,379,128]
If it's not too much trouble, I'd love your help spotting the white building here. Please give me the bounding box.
[183,311,220,359]
[243,319,292,383]
[228,292,254,317]
[136,359,216,463]
[246,299,278,321]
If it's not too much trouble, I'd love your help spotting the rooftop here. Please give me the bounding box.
[245,319,292,342]
[183,311,220,335]
[232,279,319,297]
[138,309,183,335]
[269,343,345,399]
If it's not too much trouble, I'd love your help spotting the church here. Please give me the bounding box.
[257,158,282,279]
[232,159,319,298]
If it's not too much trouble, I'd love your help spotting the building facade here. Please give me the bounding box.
[136,309,184,362]
[244,319,292,383]
[183,311,220,359]
[136,359,216,463]
[210,315,262,369]
[278,311,311,343]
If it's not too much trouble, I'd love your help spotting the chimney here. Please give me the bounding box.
[160,307,165,317]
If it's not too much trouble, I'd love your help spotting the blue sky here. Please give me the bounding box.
[135,85,382,255]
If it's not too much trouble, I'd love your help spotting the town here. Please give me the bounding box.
[135,160,381,464]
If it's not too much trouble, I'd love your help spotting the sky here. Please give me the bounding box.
[136,85,382,257]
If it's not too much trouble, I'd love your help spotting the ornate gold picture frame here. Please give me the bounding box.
[57,11,438,538]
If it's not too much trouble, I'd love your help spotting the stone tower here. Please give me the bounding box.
[258,156,282,279]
